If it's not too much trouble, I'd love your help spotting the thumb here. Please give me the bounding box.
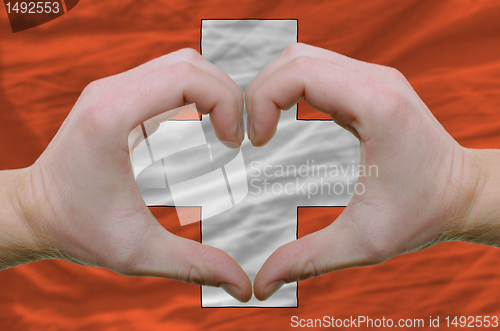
[253,213,376,301]
[121,224,252,303]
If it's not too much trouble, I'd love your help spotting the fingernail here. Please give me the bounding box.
[220,283,243,302]
[237,118,245,144]
[262,280,285,301]
[247,117,255,142]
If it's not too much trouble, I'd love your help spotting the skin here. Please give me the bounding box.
[245,43,500,300]
[0,43,499,303]
[0,48,251,302]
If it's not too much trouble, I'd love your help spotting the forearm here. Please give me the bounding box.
[454,148,500,247]
[0,167,45,269]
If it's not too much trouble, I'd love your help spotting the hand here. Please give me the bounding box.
[246,43,493,301]
[6,48,252,302]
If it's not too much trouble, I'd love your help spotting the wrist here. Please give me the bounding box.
[0,167,50,269]
[449,148,500,246]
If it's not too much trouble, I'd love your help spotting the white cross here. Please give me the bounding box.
[133,19,360,307]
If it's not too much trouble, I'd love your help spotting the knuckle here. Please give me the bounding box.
[82,91,117,132]
[81,78,106,98]
[379,65,408,84]
[366,79,407,119]
[177,47,201,62]
[186,266,204,285]
[299,260,321,281]
[379,84,405,109]
[174,265,206,285]
[168,61,194,80]
[292,55,317,72]
[285,42,308,58]
[79,78,122,134]
[388,67,407,83]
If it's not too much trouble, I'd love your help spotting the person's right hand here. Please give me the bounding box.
[245,43,495,301]
[5,48,252,302]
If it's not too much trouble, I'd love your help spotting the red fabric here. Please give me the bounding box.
[1,0,500,330]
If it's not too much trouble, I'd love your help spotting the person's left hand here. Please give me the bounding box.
[244,43,479,301]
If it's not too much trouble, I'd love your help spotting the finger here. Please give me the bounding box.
[110,48,244,116]
[126,224,252,302]
[247,56,371,146]
[96,62,243,147]
[245,43,377,112]
[253,213,372,301]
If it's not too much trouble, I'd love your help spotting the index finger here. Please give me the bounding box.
[82,61,243,148]
[246,55,372,146]
[117,48,244,116]
[245,43,378,112]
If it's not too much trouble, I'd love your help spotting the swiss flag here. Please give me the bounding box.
[133,19,359,307]
[1,0,500,330]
